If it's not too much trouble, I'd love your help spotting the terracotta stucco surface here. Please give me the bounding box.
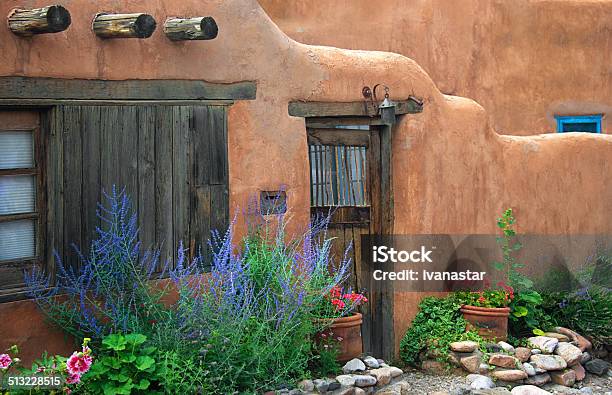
[260,0,612,136]
[0,0,610,360]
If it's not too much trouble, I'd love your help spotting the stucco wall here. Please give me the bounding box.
[259,0,612,136]
[0,0,610,361]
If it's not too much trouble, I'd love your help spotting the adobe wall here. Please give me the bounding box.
[0,0,610,361]
[259,0,612,136]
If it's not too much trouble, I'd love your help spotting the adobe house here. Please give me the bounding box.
[0,0,610,362]
[260,0,612,136]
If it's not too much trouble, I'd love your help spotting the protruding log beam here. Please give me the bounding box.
[163,17,218,41]
[8,5,71,36]
[92,13,156,39]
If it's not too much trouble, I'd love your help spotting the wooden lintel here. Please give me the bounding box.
[164,17,218,41]
[307,128,370,147]
[0,77,257,101]
[289,99,423,118]
[8,5,71,36]
[93,13,156,39]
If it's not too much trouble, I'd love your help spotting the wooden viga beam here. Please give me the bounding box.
[93,13,156,39]
[163,17,218,41]
[8,5,71,36]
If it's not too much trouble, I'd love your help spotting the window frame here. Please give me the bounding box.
[555,115,603,133]
[0,122,46,291]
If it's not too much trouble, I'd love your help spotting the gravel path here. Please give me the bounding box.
[380,368,612,395]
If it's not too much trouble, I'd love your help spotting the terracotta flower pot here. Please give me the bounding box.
[319,313,363,362]
[460,305,510,341]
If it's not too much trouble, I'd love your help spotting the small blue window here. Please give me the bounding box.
[555,115,602,133]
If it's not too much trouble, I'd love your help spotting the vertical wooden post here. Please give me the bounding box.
[8,5,71,36]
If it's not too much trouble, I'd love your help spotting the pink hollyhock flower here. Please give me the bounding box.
[0,354,12,369]
[66,373,81,385]
[66,352,92,375]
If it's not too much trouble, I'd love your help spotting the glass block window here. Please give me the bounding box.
[555,115,602,133]
[0,129,39,263]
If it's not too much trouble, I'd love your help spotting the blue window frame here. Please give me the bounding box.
[555,115,602,133]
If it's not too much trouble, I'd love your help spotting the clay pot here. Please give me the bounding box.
[460,305,510,341]
[318,313,363,362]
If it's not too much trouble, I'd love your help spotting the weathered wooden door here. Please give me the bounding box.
[308,125,382,289]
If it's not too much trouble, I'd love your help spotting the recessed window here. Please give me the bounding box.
[0,127,41,264]
[555,115,602,133]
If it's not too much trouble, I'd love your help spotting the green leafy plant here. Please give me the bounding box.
[308,327,341,377]
[82,333,163,395]
[399,296,482,366]
[492,209,552,336]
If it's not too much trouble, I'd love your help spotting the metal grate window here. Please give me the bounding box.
[309,144,367,207]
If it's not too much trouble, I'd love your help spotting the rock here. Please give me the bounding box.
[515,347,532,363]
[421,360,447,374]
[362,356,380,369]
[510,385,552,395]
[550,369,576,387]
[472,389,512,395]
[492,369,528,381]
[489,354,520,368]
[288,390,302,395]
[580,352,591,364]
[450,384,471,395]
[330,387,355,395]
[343,358,366,374]
[529,354,567,371]
[354,389,366,395]
[528,337,559,354]
[460,354,482,373]
[555,342,582,366]
[524,373,551,386]
[367,368,391,386]
[523,362,536,376]
[430,392,449,395]
[542,383,581,394]
[584,358,609,375]
[298,379,315,392]
[544,332,570,342]
[593,348,609,359]
[485,343,503,353]
[499,341,516,353]
[531,349,542,355]
[469,375,495,390]
[479,363,490,374]
[450,340,480,353]
[353,375,377,387]
[375,382,409,395]
[554,327,592,352]
[336,375,356,387]
[376,359,384,365]
[579,387,593,395]
[570,363,585,381]
[314,379,329,393]
[388,366,403,378]
[328,381,341,391]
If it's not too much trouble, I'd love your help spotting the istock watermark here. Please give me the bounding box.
[359,234,610,292]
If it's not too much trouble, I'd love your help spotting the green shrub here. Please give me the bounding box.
[82,333,164,394]
[399,296,482,366]
[541,286,612,348]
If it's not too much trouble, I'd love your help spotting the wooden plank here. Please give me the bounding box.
[307,128,370,147]
[155,106,174,265]
[118,106,139,201]
[62,106,83,265]
[172,106,191,255]
[48,106,64,283]
[306,117,384,128]
[137,106,156,251]
[81,107,102,248]
[311,206,370,225]
[208,106,228,185]
[289,99,422,118]
[210,184,229,238]
[191,185,211,265]
[0,99,234,106]
[0,77,257,101]
[192,107,211,186]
